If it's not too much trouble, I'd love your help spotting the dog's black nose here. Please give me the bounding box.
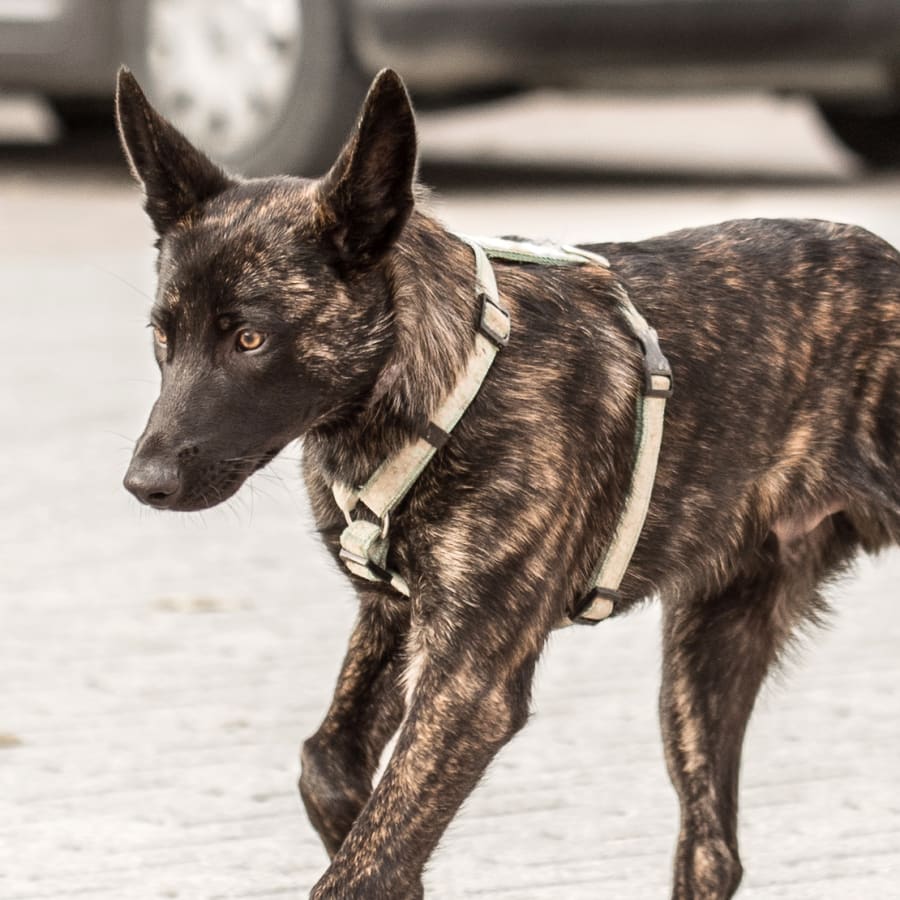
[124,457,181,508]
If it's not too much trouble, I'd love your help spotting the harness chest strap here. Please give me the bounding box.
[333,234,673,626]
[335,236,509,598]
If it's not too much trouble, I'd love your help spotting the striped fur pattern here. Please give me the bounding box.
[117,67,899,899]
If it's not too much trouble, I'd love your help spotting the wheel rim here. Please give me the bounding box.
[144,0,302,162]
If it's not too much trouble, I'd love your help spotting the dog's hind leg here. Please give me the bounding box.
[300,588,409,857]
[659,536,839,900]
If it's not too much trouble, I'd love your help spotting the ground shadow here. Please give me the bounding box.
[419,157,857,192]
[0,132,130,180]
[0,129,868,191]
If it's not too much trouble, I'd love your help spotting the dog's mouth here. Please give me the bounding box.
[125,445,284,512]
[176,446,284,511]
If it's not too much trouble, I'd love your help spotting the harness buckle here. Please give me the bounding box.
[338,547,371,569]
[338,519,412,597]
[636,326,674,398]
[570,586,621,625]
[338,518,396,587]
[478,293,511,347]
[338,546,393,582]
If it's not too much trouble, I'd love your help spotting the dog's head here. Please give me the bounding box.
[117,68,417,510]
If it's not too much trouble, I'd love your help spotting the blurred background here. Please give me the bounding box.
[1,2,899,898]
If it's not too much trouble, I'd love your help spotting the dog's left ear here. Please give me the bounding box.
[317,69,417,266]
[115,66,231,235]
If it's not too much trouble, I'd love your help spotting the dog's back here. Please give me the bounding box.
[580,218,899,601]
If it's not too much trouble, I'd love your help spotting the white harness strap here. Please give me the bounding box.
[358,239,508,518]
[334,237,510,596]
[563,334,671,622]
[333,234,672,626]
[558,270,673,626]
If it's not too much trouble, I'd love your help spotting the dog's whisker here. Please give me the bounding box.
[92,264,154,301]
[105,432,137,449]
[244,484,257,526]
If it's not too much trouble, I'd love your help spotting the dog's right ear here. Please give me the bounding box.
[316,69,417,267]
[115,67,231,235]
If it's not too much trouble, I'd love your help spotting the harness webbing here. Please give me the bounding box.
[335,237,509,597]
[333,234,672,626]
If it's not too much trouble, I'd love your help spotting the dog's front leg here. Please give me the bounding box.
[309,593,547,899]
[300,588,410,857]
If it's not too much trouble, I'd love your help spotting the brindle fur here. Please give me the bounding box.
[117,67,899,899]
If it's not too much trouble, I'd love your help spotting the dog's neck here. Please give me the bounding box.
[304,211,480,489]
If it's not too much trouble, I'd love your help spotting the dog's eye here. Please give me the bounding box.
[152,325,167,346]
[236,329,266,352]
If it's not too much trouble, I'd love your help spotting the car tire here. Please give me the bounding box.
[119,0,368,177]
[818,101,900,169]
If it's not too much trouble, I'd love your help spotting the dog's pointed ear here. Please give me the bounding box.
[115,66,231,235]
[316,69,417,266]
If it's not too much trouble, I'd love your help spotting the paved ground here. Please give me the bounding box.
[1,92,898,899]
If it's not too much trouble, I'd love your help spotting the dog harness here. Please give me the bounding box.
[333,234,673,626]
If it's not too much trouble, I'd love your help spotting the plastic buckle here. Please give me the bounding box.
[636,326,673,398]
[338,547,371,569]
[339,547,394,584]
[570,586,621,625]
[478,293,511,347]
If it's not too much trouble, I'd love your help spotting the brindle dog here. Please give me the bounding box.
[117,66,899,899]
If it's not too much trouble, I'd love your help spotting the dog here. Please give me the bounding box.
[116,65,899,899]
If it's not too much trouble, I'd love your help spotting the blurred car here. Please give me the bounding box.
[2,0,900,175]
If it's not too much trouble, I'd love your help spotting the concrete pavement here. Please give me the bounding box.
[1,93,898,898]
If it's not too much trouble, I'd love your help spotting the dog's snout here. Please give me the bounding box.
[124,456,181,508]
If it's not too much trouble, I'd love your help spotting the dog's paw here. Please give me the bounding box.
[310,872,424,900]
